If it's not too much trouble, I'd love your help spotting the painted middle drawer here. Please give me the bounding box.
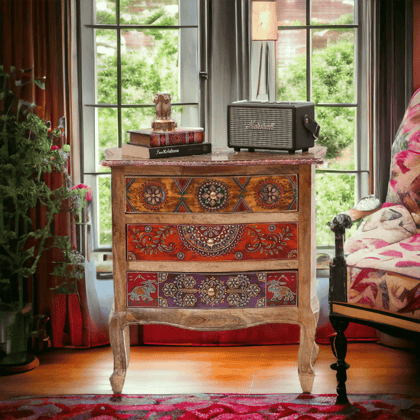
[127,271,298,309]
[127,223,298,262]
[125,175,298,213]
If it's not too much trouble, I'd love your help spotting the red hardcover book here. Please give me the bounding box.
[128,127,204,147]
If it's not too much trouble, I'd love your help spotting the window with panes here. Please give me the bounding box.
[80,0,200,250]
[275,0,369,247]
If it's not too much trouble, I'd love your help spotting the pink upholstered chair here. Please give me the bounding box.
[329,87,420,404]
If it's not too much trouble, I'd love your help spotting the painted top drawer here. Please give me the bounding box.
[125,175,298,213]
[127,222,298,262]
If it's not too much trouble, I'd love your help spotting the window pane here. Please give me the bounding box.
[122,105,199,144]
[315,106,356,170]
[121,28,180,104]
[276,29,307,101]
[120,0,180,26]
[311,0,355,25]
[315,173,357,247]
[97,107,118,172]
[96,0,116,24]
[311,29,355,104]
[122,107,156,144]
[276,0,306,26]
[98,175,112,246]
[96,29,118,104]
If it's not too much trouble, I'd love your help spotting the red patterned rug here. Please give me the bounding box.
[1,394,420,419]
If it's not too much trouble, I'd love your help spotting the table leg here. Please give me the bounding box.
[109,309,130,394]
[297,310,319,393]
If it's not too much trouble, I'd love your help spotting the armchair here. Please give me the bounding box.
[329,87,420,404]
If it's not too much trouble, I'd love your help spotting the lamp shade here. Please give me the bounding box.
[252,1,278,41]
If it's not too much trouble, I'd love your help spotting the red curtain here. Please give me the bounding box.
[0,0,93,349]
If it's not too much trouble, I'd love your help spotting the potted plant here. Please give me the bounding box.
[0,67,86,367]
[50,184,92,347]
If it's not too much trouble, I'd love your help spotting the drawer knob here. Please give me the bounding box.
[206,238,214,248]
[207,287,215,297]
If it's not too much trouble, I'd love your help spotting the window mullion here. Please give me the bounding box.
[116,0,122,148]
[306,0,311,102]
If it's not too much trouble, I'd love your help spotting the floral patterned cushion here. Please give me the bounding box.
[386,87,420,215]
[347,267,420,318]
[344,204,417,255]
[346,232,420,279]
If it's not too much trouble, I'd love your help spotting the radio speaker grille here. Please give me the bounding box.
[228,108,293,148]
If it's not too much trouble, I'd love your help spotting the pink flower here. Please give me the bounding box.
[71,184,92,201]
[71,183,89,190]
[51,145,59,151]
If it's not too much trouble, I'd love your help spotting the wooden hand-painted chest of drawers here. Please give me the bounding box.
[102,147,324,395]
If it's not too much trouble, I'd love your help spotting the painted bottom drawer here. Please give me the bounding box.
[127,271,298,309]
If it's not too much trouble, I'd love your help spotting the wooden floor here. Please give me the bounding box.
[1,343,420,400]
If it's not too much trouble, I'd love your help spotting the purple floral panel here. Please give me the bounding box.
[127,271,298,309]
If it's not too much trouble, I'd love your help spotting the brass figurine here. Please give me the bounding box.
[152,93,177,132]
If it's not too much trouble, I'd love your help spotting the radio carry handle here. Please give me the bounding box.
[303,115,320,139]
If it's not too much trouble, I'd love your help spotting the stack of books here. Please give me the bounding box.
[122,127,211,159]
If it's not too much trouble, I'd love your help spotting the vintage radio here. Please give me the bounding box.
[227,101,320,153]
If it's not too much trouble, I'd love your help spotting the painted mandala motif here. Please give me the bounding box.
[256,180,283,209]
[170,274,200,307]
[141,182,167,210]
[199,277,226,306]
[225,275,261,307]
[196,180,229,211]
[177,224,244,257]
[162,282,177,297]
[183,294,197,306]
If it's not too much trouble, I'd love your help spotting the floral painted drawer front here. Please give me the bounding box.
[127,223,298,262]
[125,175,298,213]
[127,271,298,309]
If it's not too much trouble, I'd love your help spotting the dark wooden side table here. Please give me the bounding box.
[102,147,324,395]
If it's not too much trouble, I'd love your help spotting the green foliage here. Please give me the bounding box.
[277,39,355,160]
[96,0,179,25]
[96,30,179,105]
[277,25,358,246]
[99,176,112,244]
[315,173,358,245]
[50,236,85,295]
[0,67,88,364]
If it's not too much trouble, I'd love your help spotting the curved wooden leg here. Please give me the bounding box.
[330,316,350,405]
[109,309,130,395]
[124,325,131,368]
[311,310,320,367]
[297,310,318,393]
